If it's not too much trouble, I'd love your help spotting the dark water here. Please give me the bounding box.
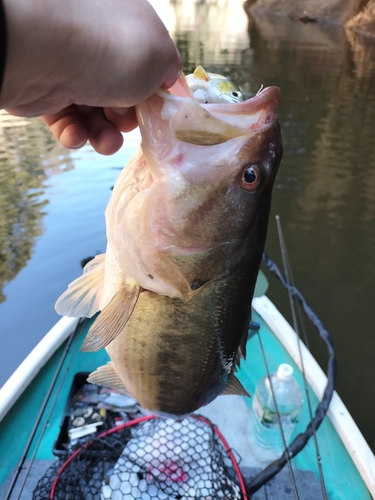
[0,2,374,452]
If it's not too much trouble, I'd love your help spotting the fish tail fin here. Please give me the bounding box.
[55,253,106,318]
[80,279,140,352]
[87,361,131,396]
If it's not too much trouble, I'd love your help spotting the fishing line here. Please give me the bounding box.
[247,254,337,494]
[295,291,311,351]
[21,332,80,499]
[255,326,301,500]
[275,215,328,500]
[5,322,78,500]
[274,219,311,352]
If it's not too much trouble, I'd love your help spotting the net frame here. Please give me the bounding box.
[44,414,248,500]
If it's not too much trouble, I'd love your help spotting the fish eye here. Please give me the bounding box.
[241,165,261,191]
[232,92,238,97]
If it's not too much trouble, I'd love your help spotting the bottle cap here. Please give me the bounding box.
[277,363,294,380]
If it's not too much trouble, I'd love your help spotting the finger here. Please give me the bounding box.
[41,106,88,149]
[162,49,183,89]
[104,107,138,133]
[76,106,124,155]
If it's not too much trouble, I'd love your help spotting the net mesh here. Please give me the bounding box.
[33,415,245,500]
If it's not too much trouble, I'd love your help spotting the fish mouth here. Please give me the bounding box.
[203,86,280,112]
[201,86,281,131]
[166,76,280,111]
[218,93,244,104]
[157,84,281,137]
[138,81,281,157]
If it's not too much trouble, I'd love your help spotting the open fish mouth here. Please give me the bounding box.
[203,84,280,107]
[218,92,244,103]
[146,84,281,149]
[199,85,281,131]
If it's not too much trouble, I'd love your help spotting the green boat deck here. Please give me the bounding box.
[0,318,109,482]
[0,312,371,499]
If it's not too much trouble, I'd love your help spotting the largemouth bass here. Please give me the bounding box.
[56,72,282,416]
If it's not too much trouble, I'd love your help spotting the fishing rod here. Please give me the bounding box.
[275,215,328,500]
[4,321,79,500]
[247,221,337,495]
[255,329,301,500]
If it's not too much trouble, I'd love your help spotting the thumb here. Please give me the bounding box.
[162,48,183,89]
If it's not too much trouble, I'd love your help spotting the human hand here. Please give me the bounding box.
[0,0,182,155]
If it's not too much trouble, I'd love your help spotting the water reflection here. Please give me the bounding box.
[154,0,252,84]
[0,113,74,302]
[242,11,375,452]
[0,0,374,454]
[153,1,375,452]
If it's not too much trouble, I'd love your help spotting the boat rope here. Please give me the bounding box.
[256,330,301,500]
[4,322,78,500]
[275,215,328,499]
[247,252,337,495]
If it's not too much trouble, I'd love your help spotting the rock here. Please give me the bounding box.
[346,0,375,35]
[244,0,375,37]
[245,0,364,24]
[297,14,317,23]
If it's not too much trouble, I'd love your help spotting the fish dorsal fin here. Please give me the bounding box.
[193,65,210,82]
[221,373,250,397]
[80,280,140,352]
[173,100,244,145]
[87,362,131,395]
[55,253,105,318]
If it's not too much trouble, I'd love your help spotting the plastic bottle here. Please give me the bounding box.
[248,363,303,464]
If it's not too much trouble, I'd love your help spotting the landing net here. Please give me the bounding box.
[33,414,247,500]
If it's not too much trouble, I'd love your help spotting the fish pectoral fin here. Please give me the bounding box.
[55,253,105,318]
[87,362,131,396]
[221,374,250,397]
[80,280,140,352]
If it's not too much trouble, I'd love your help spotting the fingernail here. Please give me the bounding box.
[70,139,87,149]
[162,51,183,89]
[162,68,182,89]
[109,107,131,116]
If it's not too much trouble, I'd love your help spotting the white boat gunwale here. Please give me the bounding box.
[0,317,79,423]
[252,295,375,498]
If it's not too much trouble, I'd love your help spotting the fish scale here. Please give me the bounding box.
[142,295,219,414]
[55,69,282,416]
